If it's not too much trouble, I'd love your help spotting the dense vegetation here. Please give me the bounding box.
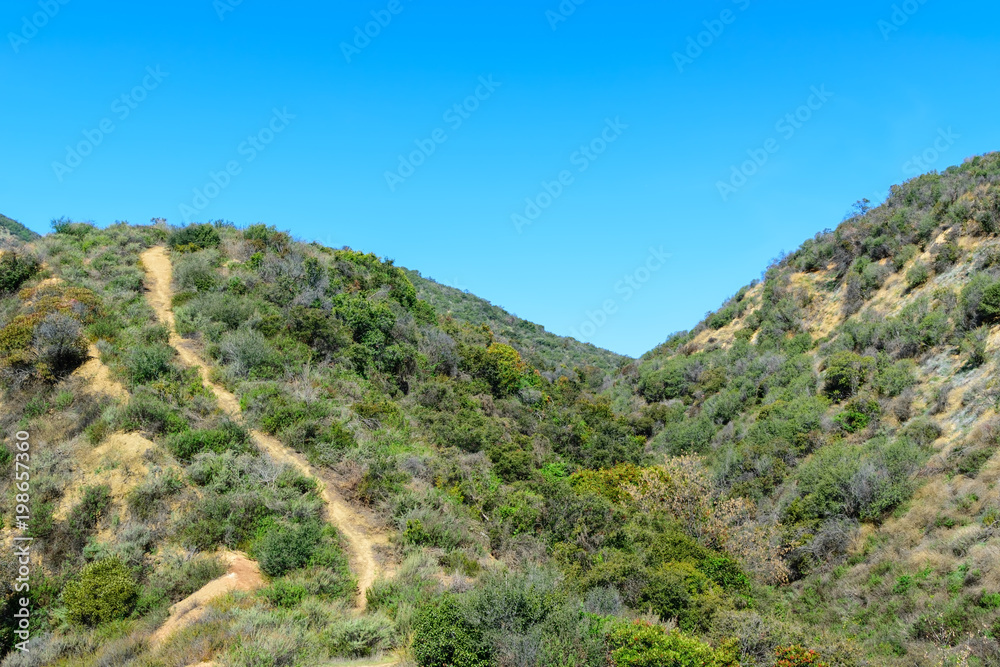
[1,152,1000,666]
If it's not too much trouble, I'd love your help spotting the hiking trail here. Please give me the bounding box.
[140,246,386,610]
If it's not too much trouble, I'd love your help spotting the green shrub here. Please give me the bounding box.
[262,580,309,608]
[0,251,40,293]
[113,393,188,435]
[905,262,930,290]
[605,620,736,667]
[873,360,916,397]
[961,326,990,367]
[822,352,874,401]
[218,328,282,379]
[127,469,184,519]
[253,521,323,577]
[173,250,219,291]
[325,615,395,658]
[169,223,220,251]
[68,485,111,541]
[148,554,227,604]
[640,562,714,632]
[979,281,1000,324]
[121,343,174,385]
[166,420,254,462]
[412,595,490,667]
[63,558,138,626]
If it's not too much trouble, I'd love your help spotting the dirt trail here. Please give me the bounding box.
[140,247,385,609]
[76,344,128,401]
[151,552,263,647]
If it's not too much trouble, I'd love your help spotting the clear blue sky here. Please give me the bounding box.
[3,1,999,357]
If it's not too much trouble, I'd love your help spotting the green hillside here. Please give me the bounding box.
[1,153,1000,666]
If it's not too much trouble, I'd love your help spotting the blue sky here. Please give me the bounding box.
[2,0,999,357]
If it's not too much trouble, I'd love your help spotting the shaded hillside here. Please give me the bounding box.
[404,267,627,376]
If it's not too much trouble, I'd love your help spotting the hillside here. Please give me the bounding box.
[403,268,627,376]
[1,153,1000,667]
[0,214,40,243]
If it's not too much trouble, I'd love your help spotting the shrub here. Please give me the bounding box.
[412,595,490,667]
[253,521,323,577]
[605,620,737,667]
[67,485,111,541]
[464,343,534,397]
[169,223,220,251]
[0,251,39,293]
[174,251,219,292]
[121,343,174,385]
[127,469,184,519]
[961,327,990,367]
[166,420,254,462]
[640,562,714,632]
[874,360,916,397]
[113,393,188,435]
[905,261,930,291]
[325,615,395,658]
[33,312,87,376]
[772,646,830,667]
[219,329,282,379]
[932,242,961,273]
[822,352,874,401]
[262,580,309,608]
[978,281,1000,324]
[63,558,138,626]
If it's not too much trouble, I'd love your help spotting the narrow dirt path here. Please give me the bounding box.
[151,552,263,647]
[140,247,385,609]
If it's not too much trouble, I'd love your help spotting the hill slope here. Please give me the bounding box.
[404,267,627,375]
[0,213,40,243]
[1,154,1000,666]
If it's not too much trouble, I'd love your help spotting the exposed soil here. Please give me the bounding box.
[150,552,264,647]
[75,344,128,400]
